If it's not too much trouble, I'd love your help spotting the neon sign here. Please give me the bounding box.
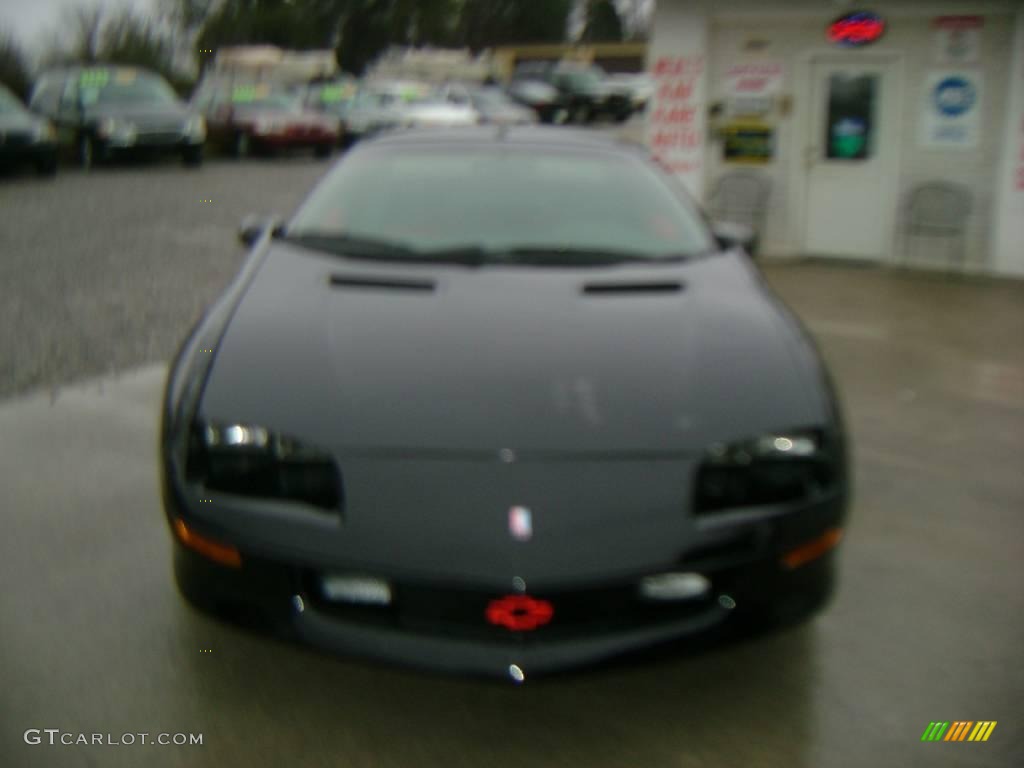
[828,11,886,47]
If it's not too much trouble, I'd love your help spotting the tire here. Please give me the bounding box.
[313,143,332,159]
[572,103,592,125]
[35,153,58,177]
[231,132,250,159]
[614,109,633,124]
[182,145,203,168]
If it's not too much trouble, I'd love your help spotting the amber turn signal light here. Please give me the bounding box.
[780,527,843,570]
[173,518,242,568]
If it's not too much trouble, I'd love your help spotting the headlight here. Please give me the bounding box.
[185,115,206,140]
[186,421,342,511]
[96,117,117,138]
[694,429,839,513]
[97,118,136,142]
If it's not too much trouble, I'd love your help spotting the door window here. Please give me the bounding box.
[824,73,877,160]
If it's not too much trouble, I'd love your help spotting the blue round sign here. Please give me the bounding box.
[934,76,976,117]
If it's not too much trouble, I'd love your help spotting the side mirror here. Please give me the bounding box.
[711,221,758,255]
[238,215,283,247]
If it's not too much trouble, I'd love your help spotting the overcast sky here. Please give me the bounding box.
[0,0,155,46]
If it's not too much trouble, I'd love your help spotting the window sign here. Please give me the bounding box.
[723,122,774,164]
[828,12,886,47]
[920,71,982,148]
[825,73,877,160]
[933,16,983,65]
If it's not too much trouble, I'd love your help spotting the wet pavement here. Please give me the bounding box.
[1,262,1022,767]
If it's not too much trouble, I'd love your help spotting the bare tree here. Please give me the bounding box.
[70,4,106,62]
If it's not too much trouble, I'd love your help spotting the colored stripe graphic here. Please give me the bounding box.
[945,721,972,741]
[969,722,997,742]
[922,721,996,742]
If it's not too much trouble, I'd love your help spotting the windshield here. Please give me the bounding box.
[80,71,178,106]
[558,68,603,90]
[288,147,713,261]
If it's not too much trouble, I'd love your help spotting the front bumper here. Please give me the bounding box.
[0,140,57,164]
[166,474,845,678]
[250,131,336,148]
[100,134,202,155]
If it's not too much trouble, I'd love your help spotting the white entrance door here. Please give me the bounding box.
[803,58,899,259]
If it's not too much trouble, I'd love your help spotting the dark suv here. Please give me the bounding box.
[511,61,632,124]
[29,65,205,169]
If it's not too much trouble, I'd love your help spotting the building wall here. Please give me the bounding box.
[646,1,1023,275]
[702,13,1015,268]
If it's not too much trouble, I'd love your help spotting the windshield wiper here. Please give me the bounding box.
[281,232,495,266]
[488,247,694,267]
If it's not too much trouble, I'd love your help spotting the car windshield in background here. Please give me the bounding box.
[232,92,300,112]
[80,72,178,106]
[287,147,713,261]
[558,69,603,90]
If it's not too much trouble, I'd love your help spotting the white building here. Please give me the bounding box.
[645,1,1024,277]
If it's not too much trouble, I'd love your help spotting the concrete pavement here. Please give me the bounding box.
[1,262,1022,767]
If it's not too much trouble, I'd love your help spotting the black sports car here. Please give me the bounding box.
[162,127,849,679]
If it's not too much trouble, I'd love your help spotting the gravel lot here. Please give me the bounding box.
[0,157,328,400]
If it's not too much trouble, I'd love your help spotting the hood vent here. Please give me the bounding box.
[582,281,684,296]
[328,274,436,292]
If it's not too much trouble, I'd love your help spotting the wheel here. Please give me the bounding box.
[313,143,332,159]
[35,153,58,177]
[614,109,633,124]
[572,103,591,125]
[182,145,203,168]
[231,132,250,159]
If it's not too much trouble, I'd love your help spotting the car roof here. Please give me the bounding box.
[362,125,647,156]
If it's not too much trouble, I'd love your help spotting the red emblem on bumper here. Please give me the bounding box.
[485,595,554,631]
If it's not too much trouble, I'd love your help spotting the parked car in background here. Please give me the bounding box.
[512,61,633,124]
[191,81,338,158]
[340,81,478,147]
[296,78,359,143]
[0,83,58,176]
[437,83,536,126]
[29,65,205,169]
[505,79,568,124]
[606,73,655,113]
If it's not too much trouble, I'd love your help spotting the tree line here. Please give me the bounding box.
[1,0,647,99]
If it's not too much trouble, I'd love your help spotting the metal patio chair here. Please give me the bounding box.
[708,171,770,255]
[903,181,972,269]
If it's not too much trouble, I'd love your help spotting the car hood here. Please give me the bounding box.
[480,105,535,123]
[235,108,332,127]
[0,111,41,132]
[403,103,477,124]
[85,101,191,124]
[199,244,827,456]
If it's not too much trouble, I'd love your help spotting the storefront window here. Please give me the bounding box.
[825,73,877,160]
